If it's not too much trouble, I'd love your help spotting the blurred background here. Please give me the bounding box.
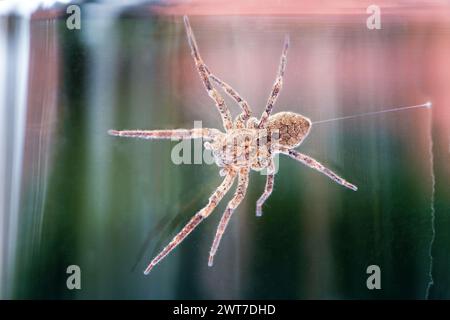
[0,0,449,299]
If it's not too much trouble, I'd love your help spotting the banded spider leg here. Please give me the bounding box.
[209,74,252,127]
[256,160,275,217]
[278,147,358,191]
[208,167,250,266]
[144,168,237,274]
[107,128,220,140]
[183,16,233,131]
[258,35,290,128]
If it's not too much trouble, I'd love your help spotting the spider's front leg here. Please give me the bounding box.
[208,167,249,267]
[143,169,237,274]
[256,161,275,217]
[279,147,357,191]
[258,35,289,128]
[183,16,233,131]
[108,128,220,141]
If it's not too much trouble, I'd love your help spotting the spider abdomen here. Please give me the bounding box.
[266,112,311,148]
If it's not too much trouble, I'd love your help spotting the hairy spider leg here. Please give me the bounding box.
[208,167,250,267]
[144,170,237,274]
[209,74,252,124]
[256,161,275,217]
[183,15,233,131]
[108,128,220,140]
[278,147,358,191]
[258,35,290,128]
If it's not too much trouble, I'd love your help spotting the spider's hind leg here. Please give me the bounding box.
[208,167,250,267]
[143,169,237,274]
[280,148,358,191]
[209,74,252,124]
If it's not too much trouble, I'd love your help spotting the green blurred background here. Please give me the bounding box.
[1,1,450,299]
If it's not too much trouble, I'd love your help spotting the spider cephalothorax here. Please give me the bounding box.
[109,16,357,274]
[204,112,311,171]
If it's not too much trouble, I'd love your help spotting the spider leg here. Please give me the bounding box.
[258,35,289,128]
[209,74,252,123]
[144,169,237,274]
[256,161,275,217]
[279,148,358,191]
[108,128,220,141]
[208,167,249,267]
[183,16,233,131]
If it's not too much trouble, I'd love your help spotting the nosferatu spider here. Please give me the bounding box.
[108,16,357,274]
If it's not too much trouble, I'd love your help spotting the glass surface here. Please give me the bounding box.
[1,1,449,299]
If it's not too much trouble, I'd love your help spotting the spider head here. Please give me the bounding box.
[267,112,311,148]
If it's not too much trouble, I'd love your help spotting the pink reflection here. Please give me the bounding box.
[153,0,450,22]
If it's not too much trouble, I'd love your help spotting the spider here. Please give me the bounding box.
[108,16,357,275]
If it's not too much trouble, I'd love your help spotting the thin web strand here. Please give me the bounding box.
[312,102,431,125]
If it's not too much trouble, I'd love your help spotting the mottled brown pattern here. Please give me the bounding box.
[266,112,311,148]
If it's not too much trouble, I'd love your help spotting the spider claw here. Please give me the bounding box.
[346,182,358,191]
[284,34,290,49]
[256,206,263,217]
[143,263,154,275]
[108,129,120,136]
[208,256,214,267]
